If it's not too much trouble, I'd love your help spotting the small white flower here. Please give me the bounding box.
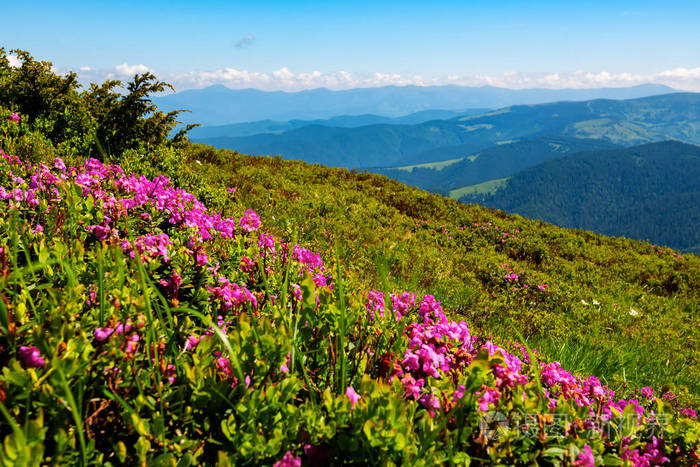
[629,308,639,317]
[581,300,589,306]
[593,300,600,306]
[196,160,202,165]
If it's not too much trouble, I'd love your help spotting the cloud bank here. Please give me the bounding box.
[51,61,700,93]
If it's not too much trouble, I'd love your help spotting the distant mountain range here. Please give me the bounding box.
[194,92,700,169]
[187,109,488,139]
[157,83,677,126]
[460,141,700,253]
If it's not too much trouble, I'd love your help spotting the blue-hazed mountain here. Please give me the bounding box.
[460,141,700,253]
[187,109,488,139]
[193,92,700,169]
[157,83,676,126]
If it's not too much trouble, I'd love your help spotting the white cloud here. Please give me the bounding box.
[115,63,152,76]
[7,54,21,68]
[58,63,700,93]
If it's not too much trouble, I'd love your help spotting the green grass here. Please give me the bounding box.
[449,177,510,199]
[391,157,464,172]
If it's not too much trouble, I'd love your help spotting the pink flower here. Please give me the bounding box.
[366,290,386,320]
[195,250,209,266]
[18,346,46,368]
[239,209,261,233]
[9,112,20,124]
[125,334,139,354]
[574,445,595,467]
[419,393,441,417]
[184,335,201,350]
[53,158,66,171]
[217,356,234,378]
[477,387,500,412]
[281,353,291,374]
[165,364,177,384]
[638,386,654,400]
[291,284,303,302]
[312,273,327,287]
[273,451,301,467]
[453,384,467,402]
[346,386,361,410]
[94,327,114,342]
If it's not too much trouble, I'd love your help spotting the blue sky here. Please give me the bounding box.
[3,0,700,91]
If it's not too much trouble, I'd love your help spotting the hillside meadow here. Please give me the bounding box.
[0,50,698,464]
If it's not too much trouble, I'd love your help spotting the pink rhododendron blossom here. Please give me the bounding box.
[94,327,114,342]
[419,393,441,417]
[346,386,361,410]
[366,290,385,319]
[273,451,301,467]
[621,436,669,466]
[292,244,325,273]
[195,250,209,266]
[216,355,234,378]
[281,353,291,374]
[184,335,201,350]
[53,158,66,171]
[9,112,20,123]
[477,387,501,412]
[638,386,654,400]
[391,292,415,319]
[18,346,46,368]
[239,209,261,233]
[208,278,258,310]
[574,445,595,467]
[165,364,177,384]
[291,283,303,302]
[312,272,328,287]
[125,334,139,354]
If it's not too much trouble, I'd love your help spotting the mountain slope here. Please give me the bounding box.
[375,136,621,193]
[461,141,700,253]
[3,146,699,465]
[156,83,677,125]
[195,92,700,169]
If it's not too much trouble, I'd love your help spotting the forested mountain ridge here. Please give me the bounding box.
[461,140,700,253]
[374,136,621,194]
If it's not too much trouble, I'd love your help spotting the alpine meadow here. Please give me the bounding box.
[1,4,700,465]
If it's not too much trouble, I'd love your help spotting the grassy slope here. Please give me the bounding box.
[377,136,620,193]
[449,177,510,199]
[152,143,700,406]
[392,157,464,172]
